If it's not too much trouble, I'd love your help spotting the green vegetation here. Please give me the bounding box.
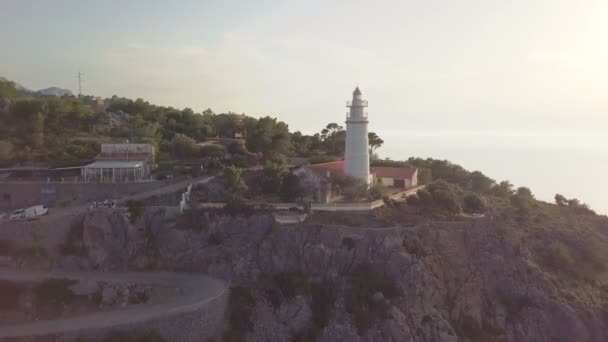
[58,219,88,256]
[33,278,78,310]
[224,166,248,199]
[279,172,302,202]
[330,173,369,201]
[224,285,256,342]
[554,193,595,215]
[207,232,224,246]
[0,80,385,169]
[345,263,401,335]
[541,241,574,272]
[125,200,144,223]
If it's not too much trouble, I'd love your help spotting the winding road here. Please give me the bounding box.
[0,269,227,338]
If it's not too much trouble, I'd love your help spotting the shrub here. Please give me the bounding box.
[274,272,308,300]
[342,237,355,250]
[280,172,302,202]
[33,278,77,308]
[416,189,432,205]
[58,219,87,256]
[463,193,485,213]
[406,194,420,206]
[369,182,386,200]
[541,241,573,272]
[207,232,224,246]
[500,293,534,318]
[432,189,461,214]
[224,285,256,342]
[310,281,337,329]
[125,200,144,223]
[345,263,401,335]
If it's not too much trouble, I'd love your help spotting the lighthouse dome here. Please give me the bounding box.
[353,86,362,96]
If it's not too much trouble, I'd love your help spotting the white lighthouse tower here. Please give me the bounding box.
[344,87,371,185]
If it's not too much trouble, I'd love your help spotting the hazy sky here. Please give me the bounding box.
[2,0,606,133]
[2,0,608,211]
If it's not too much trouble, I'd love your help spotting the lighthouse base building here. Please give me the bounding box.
[296,87,418,203]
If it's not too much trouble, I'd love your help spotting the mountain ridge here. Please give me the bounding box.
[0,76,73,97]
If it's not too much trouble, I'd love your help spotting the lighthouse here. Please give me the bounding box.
[344,86,371,185]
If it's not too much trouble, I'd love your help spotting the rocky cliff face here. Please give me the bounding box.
[67,208,608,342]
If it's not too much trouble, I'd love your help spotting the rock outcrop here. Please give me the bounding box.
[65,208,608,341]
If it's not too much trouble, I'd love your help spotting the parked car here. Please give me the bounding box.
[0,212,6,219]
[9,209,25,220]
[8,205,49,220]
[24,205,49,218]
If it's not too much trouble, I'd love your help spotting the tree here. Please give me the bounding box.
[470,171,494,194]
[432,189,461,214]
[247,116,292,155]
[369,182,386,200]
[463,193,485,213]
[200,144,226,160]
[0,81,18,100]
[367,132,384,156]
[555,194,567,206]
[0,140,14,166]
[31,112,45,148]
[510,187,535,222]
[280,172,301,202]
[224,165,248,198]
[171,133,198,159]
[417,168,432,185]
[262,161,288,194]
[416,189,433,205]
[490,180,514,197]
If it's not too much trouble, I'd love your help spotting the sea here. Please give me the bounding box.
[380,130,608,215]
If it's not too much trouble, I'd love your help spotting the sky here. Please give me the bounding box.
[1,0,607,211]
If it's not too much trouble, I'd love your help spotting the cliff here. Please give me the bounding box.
[55,203,608,342]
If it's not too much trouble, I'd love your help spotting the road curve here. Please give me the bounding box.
[0,269,227,338]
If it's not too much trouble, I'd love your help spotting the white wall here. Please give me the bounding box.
[379,177,394,187]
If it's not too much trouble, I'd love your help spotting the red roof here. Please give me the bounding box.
[303,160,345,177]
[370,166,417,179]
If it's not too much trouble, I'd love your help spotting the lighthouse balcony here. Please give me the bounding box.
[346,111,369,120]
[346,100,368,107]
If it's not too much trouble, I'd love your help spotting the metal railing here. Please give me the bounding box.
[346,112,369,121]
[346,100,368,107]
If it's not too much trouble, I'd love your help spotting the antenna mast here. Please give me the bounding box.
[75,70,84,96]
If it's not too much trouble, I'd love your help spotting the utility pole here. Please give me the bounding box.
[75,70,84,97]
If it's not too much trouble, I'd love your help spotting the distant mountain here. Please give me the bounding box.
[37,87,74,97]
[0,76,74,97]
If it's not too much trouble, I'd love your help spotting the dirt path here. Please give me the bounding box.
[0,269,226,338]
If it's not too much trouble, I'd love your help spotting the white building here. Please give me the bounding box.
[82,143,155,183]
[344,87,371,185]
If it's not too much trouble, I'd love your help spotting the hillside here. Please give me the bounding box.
[2,191,606,341]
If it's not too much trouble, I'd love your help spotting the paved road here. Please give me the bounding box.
[0,269,226,338]
[17,176,214,224]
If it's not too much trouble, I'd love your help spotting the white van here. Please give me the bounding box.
[24,205,49,218]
